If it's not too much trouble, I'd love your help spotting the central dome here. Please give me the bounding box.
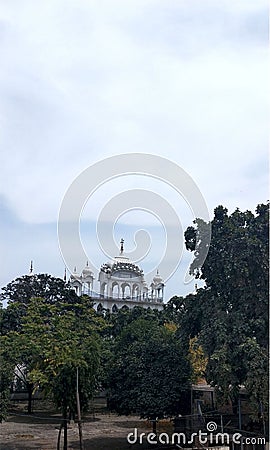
[100,240,143,278]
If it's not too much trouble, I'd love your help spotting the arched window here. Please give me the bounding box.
[112,282,120,298]
[132,284,140,299]
[121,304,129,312]
[121,283,131,299]
[97,303,103,312]
[100,282,108,297]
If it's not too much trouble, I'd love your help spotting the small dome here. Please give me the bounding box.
[100,262,112,274]
[82,261,93,277]
[152,269,164,284]
[70,267,81,281]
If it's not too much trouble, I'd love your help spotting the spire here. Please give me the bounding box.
[64,267,67,282]
[74,266,77,273]
[86,261,89,267]
[29,260,33,274]
[120,238,124,254]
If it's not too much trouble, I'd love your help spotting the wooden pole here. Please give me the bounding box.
[57,423,63,450]
[238,396,242,430]
[63,405,68,450]
[76,367,84,450]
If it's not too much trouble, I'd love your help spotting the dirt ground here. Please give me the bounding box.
[0,400,173,450]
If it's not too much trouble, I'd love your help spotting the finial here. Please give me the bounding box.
[74,266,77,273]
[29,260,33,274]
[157,268,159,275]
[64,267,67,282]
[120,238,124,254]
[86,261,89,267]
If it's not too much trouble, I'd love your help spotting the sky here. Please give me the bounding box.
[0,0,268,302]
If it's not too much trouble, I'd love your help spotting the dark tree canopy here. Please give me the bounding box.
[102,305,164,338]
[107,318,191,420]
[182,202,269,418]
[1,273,78,306]
[0,273,79,333]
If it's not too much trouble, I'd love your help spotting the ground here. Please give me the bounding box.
[0,399,173,449]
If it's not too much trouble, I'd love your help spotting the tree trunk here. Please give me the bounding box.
[76,367,84,450]
[27,384,33,414]
[238,396,242,430]
[57,423,63,450]
[63,404,68,450]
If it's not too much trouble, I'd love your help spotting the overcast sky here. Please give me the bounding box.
[0,0,268,302]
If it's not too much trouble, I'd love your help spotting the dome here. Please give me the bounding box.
[82,261,94,278]
[152,269,164,284]
[100,240,144,278]
[111,256,143,277]
[114,252,130,262]
[70,267,81,281]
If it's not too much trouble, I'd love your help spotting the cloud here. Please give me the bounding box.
[0,0,268,297]
[0,196,196,303]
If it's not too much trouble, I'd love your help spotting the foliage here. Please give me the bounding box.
[107,318,191,420]
[184,203,269,419]
[1,295,104,417]
[189,337,208,383]
[0,273,79,332]
[0,343,14,421]
[102,305,164,338]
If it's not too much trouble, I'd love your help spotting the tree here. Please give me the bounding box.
[2,295,104,448]
[0,273,79,333]
[0,307,14,421]
[107,318,191,432]
[189,337,208,383]
[103,305,163,338]
[184,203,269,425]
[0,273,84,416]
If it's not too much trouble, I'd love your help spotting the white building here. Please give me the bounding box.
[69,239,165,312]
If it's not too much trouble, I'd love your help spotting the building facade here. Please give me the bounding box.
[69,239,165,312]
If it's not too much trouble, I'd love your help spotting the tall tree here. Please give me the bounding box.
[0,306,14,420]
[0,273,84,415]
[107,318,191,431]
[1,293,104,421]
[184,203,269,423]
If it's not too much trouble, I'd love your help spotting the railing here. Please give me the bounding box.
[81,289,163,303]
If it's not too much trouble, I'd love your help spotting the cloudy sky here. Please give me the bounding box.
[0,0,268,302]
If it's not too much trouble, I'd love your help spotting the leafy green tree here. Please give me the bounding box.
[184,203,269,424]
[0,274,84,415]
[21,296,103,410]
[103,305,163,338]
[1,295,104,421]
[107,318,191,431]
[0,315,14,421]
[189,337,208,383]
[98,306,167,406]
[163,293,205,339]
[0,273,79,333]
